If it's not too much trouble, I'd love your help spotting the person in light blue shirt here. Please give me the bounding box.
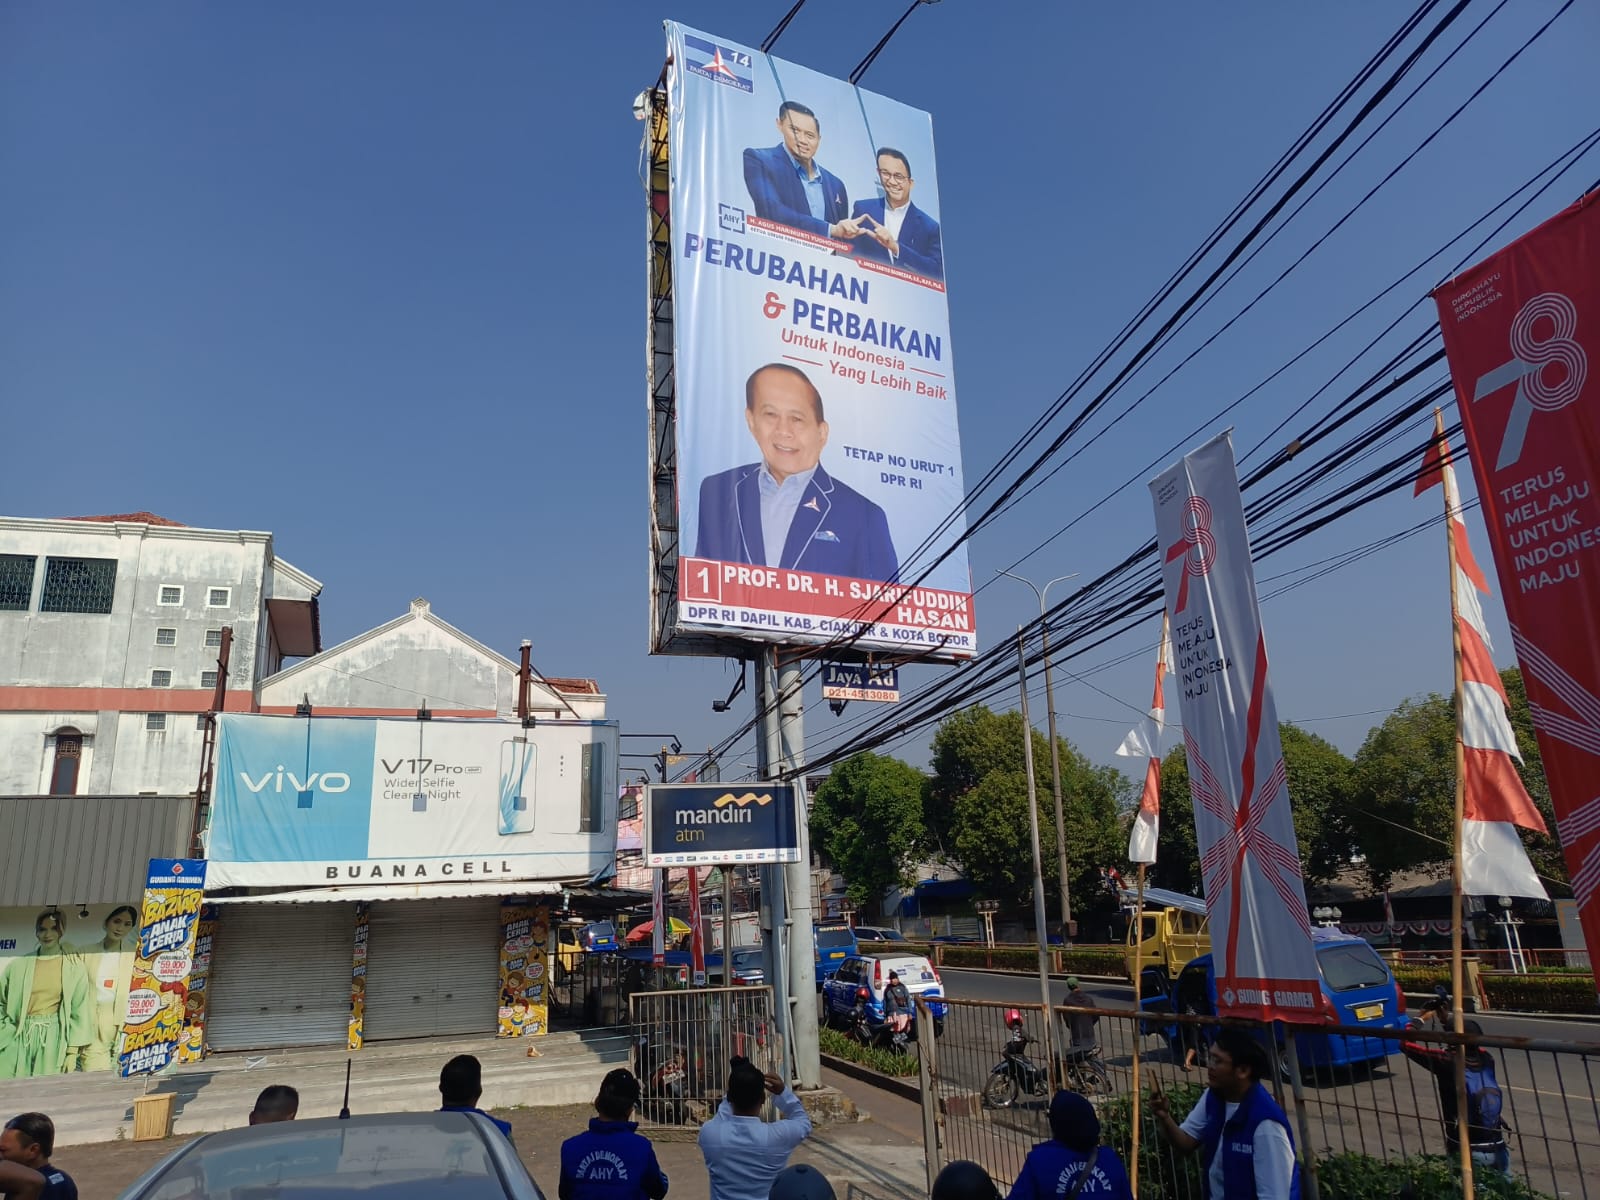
[743,102,857,241]
[697,1057,812,1200]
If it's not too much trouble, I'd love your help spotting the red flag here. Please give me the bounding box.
[1117,612,1172,864]
[687,867,706,985]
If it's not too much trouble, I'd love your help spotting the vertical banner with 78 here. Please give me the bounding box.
[1432,197,1600,983]
[1150,433,1320,1020]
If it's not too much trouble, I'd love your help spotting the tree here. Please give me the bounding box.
[1146,723,1356,896]
[926,706,1130,914]
[1350,668,1564,891]
[809,752,926,913]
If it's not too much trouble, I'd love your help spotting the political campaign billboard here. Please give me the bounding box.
[206,714,618,887]
[661,22,974,660]
[645,783,800,867]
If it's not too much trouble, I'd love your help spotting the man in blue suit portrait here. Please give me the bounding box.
[695,363,899,582]
[849,148,944,282]
[743,101,862,241]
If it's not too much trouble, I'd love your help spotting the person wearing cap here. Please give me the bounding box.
[882,970,912,1035]
[1007,1091,1133,1200]
[932,1161,1000,1200]
[698,1056,812,1200]
[1061,978,1099,1061]
[768,1164,834,1200]
[559,1069,668,1200]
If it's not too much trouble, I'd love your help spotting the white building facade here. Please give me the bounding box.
[0,512,322,799]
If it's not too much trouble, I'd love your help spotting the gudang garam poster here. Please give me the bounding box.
[119,859,208,1078]
[0,903,140,1078]
[665,22,975,659]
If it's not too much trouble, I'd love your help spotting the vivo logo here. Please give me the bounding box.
[239,766,351,794]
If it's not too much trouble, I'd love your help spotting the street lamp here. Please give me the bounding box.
[1496,896,1527,973]
[1313,906,1342,928]
[1000,570,1079,942]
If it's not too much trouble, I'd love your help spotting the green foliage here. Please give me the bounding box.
[926,706,1130,911]
[1101,1081,1206,1200]
[810,752,927,913]
[1351,670,1565,891]
[1482,972,1596,1014]
[1058,947,1129,977]
[939,946,1043,971]
[1316,1152,1555,1199]
[1151,724,1354,893]
[817,1027,921,1076]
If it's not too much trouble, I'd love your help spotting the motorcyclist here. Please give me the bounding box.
[882,971,913,1035]
[1061,977,1100,1062]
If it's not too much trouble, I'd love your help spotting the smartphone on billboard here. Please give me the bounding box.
[499,740,535,835]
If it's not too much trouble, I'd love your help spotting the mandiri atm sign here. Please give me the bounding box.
[645,783,799,867]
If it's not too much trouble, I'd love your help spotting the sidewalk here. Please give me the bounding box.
[55,1067,932,1199]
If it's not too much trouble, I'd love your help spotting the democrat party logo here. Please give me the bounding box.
[684,35,753,92]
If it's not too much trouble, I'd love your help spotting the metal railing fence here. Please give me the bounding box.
[916,995,1600,1200]
[628,985,780,1125]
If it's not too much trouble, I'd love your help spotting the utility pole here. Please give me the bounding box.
[1015,627,1057,1081]
[1001,571,1078,941]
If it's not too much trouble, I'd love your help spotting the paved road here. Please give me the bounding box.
[931,969,1598,1198]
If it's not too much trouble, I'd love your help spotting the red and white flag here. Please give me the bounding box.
[1117,611,1173,864]
[1151,432,1319,1021]
[1415,419,1548,899]
[687,866,707,985]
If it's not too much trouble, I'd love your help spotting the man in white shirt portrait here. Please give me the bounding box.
[697,1056,812,1200]
[849,148,945,282]
[1151,1028,1302,1200]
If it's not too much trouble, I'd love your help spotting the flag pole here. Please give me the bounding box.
[1433,406,1476,1196]
[1130,861,1147,1196]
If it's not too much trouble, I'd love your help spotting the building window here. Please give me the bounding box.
[145,714,167,732]
[155,627,177,646]
[207,587,231,608]
[580,742,608,833]
[150,669,173,688]
[0,555,36,611]
[196,714,211,730]
[49,730,83,796]
[159,585,183,606]
[201,670,218,689]
[40,557,117,614]
[204,629,223,648]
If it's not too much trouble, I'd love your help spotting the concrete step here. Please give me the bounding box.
[0,1026,634,1147]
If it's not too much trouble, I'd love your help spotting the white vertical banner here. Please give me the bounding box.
[1150,432,1319,1020]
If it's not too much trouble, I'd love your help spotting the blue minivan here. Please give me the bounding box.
[1142,927,1406,1073]
[814,922,858,982]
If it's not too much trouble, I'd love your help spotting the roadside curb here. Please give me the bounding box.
[937,967,1600,1023]
[819,1053,921,1104]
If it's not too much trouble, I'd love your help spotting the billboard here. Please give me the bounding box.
[207,714,619,887]
[659,22,975,659]
[119,858,207,1077]
[1431,197,1600,978]
[820,661,900,702]
[645,783,800,867]
[1150,433,1320,1021]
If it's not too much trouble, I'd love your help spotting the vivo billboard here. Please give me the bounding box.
[206,714,619,887]
[661,22,975,659]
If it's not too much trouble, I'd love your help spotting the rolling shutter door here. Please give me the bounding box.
[361,898,502,1041]
[205,903,356,1051]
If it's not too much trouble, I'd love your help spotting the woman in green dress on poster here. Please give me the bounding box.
[0,909,94,1078]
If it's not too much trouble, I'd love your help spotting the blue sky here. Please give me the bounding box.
[4,3,1596,784]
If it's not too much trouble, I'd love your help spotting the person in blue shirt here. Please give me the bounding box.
[1152,1029,1301,1200]
[0,1114,74,1200]
[743,102,857,241]
[1008,1091,1132,1200]
[437,1054,514,1142]
[560,1069,668,1200]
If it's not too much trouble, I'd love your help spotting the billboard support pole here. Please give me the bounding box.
[757,657,793,1082]
[777,651,821,1089]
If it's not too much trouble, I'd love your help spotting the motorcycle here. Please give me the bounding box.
[847,986,911,1056]
[634,1035,690,1125]
[983,1015,1049,1109]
